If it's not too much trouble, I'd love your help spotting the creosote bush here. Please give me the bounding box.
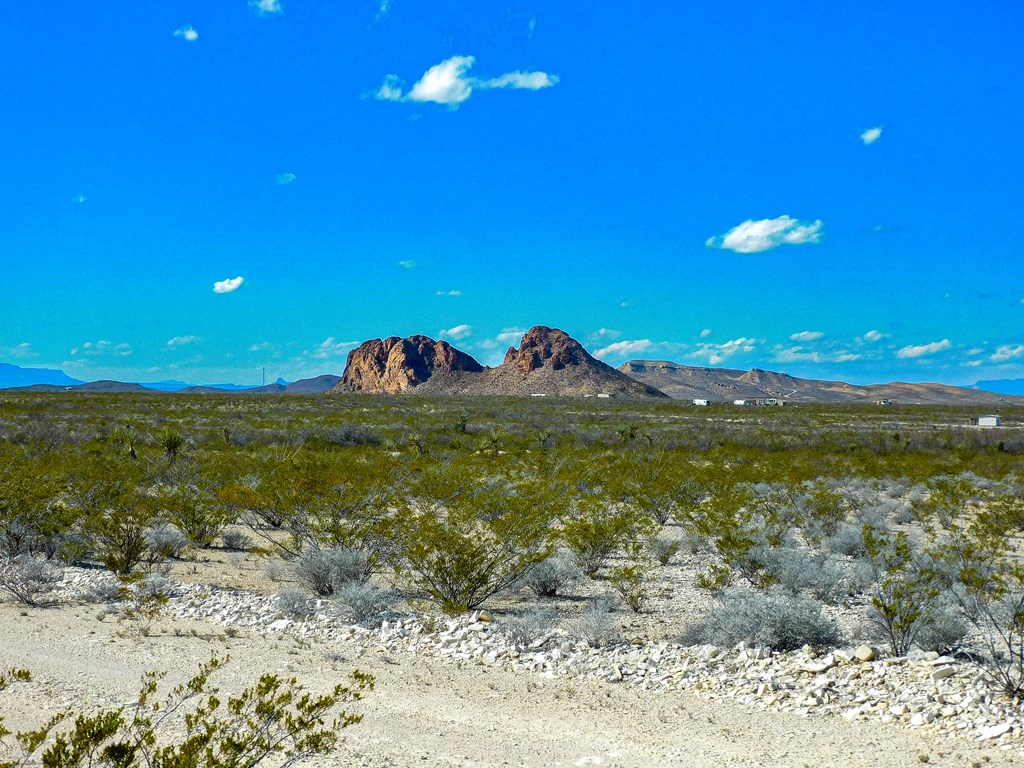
[0,656,373,768]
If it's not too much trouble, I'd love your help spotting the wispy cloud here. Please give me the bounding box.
[173,25,199,42]
[375,0,392,23]
[594,339,652,360]
[706,216,823,254]
[375,55,558,108]
[213,276,244,294]
[863,329,889,342]
[71,340,132,357]
[773,345,861,364]
[790,330,824,342]
[991,344,1024,362]
[700,328,712,338]
[311,337,359,359]
[166,335,200,348]
[276,172,296,185]
[249,0,283,16]
[439,324,473,340]
[397,260,417,269]
[436,289,462,296]
[619,300,637,309]
[3,342,35,359]
[689,338,760,366]
[896,339,951,359]
[860,126,883,145]
[248,342,273,352]
[495,327,527,344]
[73,194,86,204]
[589,328,622,342]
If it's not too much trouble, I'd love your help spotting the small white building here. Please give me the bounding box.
[693,399,710,406]
[597,393,611,399]
[973,415,1002,427]
[733,399,749,406]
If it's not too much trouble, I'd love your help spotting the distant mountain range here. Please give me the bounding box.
[620,360,1019,406]
[2,335,1023,405]
[0,364,339,394]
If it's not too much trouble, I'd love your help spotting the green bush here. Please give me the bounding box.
[0,657,372,768]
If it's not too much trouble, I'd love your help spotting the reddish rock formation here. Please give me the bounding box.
[334,335,483,394]
[501,326,593,373]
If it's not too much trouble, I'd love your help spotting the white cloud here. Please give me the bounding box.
[375,75,405,102]
[249,0,283,16]
[276,172,296,185]
[4,342,34,358]
[74,194,86,204]
[248,342,272,352]
[397,260,416,269]
[213,276,244,294]
[863,329,888,342]
[496,327,527,344]
[896,339,952,359]
[481,71,558,90]
[773,345,862,364]
[375,55,558,108]
[706,216,823,254]
[375,0,392,23]
[860,126,883,145]
[700,328,712,338]
[166,335,200,348]
[173,25,199,42]
[71,340,132,357]
[790,331,824,342]
[619,300,637,308]
[311,337,359,359]
[689,338,760,366]
[436,289,462,296]
[589,328,622,341]
[991,344,1024,362]
[774,346,824,364]
[594,339,652,360]
[439,324,473,340]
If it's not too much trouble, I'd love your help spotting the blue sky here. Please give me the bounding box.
[2,1,1023,385]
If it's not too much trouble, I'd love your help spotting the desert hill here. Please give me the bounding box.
[620,360,1022,405]
[332,326,668,399]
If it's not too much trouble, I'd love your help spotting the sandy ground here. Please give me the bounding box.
[1,599,1021,768]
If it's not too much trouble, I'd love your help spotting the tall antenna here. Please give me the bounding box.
[262,366,266,386]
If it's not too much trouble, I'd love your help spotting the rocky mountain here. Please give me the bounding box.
[332,326,668,399]
[467,326,667,398]
[333,336,484,394]
[620,360,1022,405]
[0,363,83,389]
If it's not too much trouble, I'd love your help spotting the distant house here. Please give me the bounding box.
[597,393,611,399]
[733,399,749,406]
[692,399,710,406]
[733,397,783,406]
[530,393,546,397]
[876,399,892,406]
[972,415,1002,427]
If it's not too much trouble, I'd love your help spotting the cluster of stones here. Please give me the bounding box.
[56,570,1022,751]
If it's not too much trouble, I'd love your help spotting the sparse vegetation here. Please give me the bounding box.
[1,392,1023,697]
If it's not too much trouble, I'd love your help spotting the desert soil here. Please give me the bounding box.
[2,590,1021,768]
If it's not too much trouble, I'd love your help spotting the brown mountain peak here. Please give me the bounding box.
[502,326,593,373]
[336,335,483,394]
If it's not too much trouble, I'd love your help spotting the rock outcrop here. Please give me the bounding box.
[334,336,483,394]
[333,326,668,398]
[479,326,668,398]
